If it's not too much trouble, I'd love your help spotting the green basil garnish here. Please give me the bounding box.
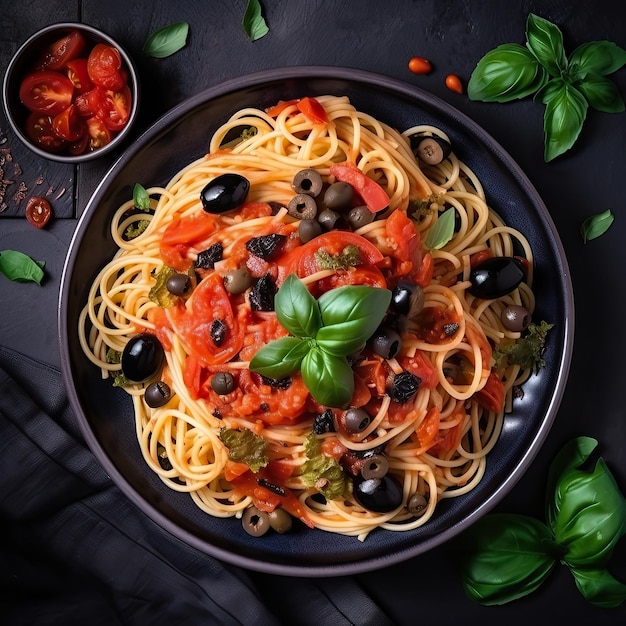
[468,13,626,161]
[580,209,614,243]
[219,427,269,472]
[0,250,45,285]
[249,274,391,407]
[143,22,189,58]
[133,183,151,211]
[243,0,269,41]
[423,207,456,250]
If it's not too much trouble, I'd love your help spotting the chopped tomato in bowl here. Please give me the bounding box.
[2,22,139,162]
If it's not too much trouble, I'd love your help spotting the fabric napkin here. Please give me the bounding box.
[0,346,394,626]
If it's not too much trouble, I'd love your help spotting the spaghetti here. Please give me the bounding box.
[79,95,536,540]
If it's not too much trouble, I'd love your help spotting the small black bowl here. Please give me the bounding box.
[2,22,139,163]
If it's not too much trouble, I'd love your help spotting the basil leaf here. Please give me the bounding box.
[545,436,598,529]
[249,336,309,378]
[316,286,391,357]
[580,209,615,243]
[553,457,626,567]
[143,22,189,58]
[243,0,269,41]
[467,43,548,103]
[454,514,560,606]
[577,74,625,113]
[568,565,626,608]
[275,274,321,338]
[133,183,151,211]
[537,78,588,161]
[569,40,626,77]
[0,250,45,284]
[301,348,354,408]
[299,432,346,499]
[526,13,568,76]
[219,427,268,472]
[423,207,456,250]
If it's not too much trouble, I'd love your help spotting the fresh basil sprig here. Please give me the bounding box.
[423,207,456,250]
[468,13,626,161]
[143,22,189,58]
[133,183,151,211]
[0,250,45,284]
[453,437,626,607]
[243,0,269,41]
[580,209,614,243]
[249,274,391,407]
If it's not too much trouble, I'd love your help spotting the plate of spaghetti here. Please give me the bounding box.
[59,67,573,575]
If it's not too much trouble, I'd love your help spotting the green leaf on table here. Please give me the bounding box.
[275,273,321,338]
[249,336,309,379]
[423,207,456,250]
[568,40,626,78]
[243,0,269,41]
[580,209,614,243]
[0,250,45,284]
[301,348,354,408]
[568,565,626,608]
[143,22,189,58]
[526,13,568,76]
[467,43,549,102]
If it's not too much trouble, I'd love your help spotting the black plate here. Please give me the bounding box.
[59,67,574,576]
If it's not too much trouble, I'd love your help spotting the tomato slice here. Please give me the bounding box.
[383,209,421,277]
[87,43,124,90]
[297,97,328,124]
[399,351,439,389]
[169,272,245,367]
[66,58,94,94]
[160,213,218,271]
[25,196,52,229]
[86,116,112,150]
[35,30,86,70]
[19,70,74,116]
[265,99,299,117]
[24,112,66,152]
[52,104,84,142]
[329,163,390,213]
[99,85,131,131]
[474,371,505,414]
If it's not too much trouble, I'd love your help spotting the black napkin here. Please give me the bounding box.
[0,346,394,626]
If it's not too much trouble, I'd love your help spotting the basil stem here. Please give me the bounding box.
[143,22,189,58]
[580,209,614,243]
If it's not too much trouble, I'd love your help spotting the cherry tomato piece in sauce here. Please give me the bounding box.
[65,58,94,94]
[52,104,85,142]
[86,116,112,150]
[19,70,74,116]
[35,30,86,71]
[25,196,52,229]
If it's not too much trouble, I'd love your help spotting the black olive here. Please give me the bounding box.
[210,319,228,346]
[299,218,322,243]
[242,505,270,537]
[246,234,286,260]
[407,492,428,517]
[268,508,293,534]
[144,381,172,408]
[469,257,527,299]
[370,327,402,359]
[166,273,191,296]
[414,136,452,165]
[361,454,389,480]
[121,334,165,383]
[391,280,425,318]
[344,407,372,434]
[501,304,531,332]
[389,371,421,404]
[292,168,323,197]
[195,242,223,269]
[211,371,235,395]
[313,408,336,434]
[347,205,374,230]
[353,473,403,513]
[288,193,318,220]
[200,173,250,214]
[324,182,353,210]
[260,375,292,389]
[223,267,253,294]
[318,208,340,231]
[249,273,276,311]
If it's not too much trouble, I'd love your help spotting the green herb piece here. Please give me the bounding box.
[298,433,346,500]
[241,126,258,141]
[423,208,456,250]
[453,437,626,608]
[106,348,122,364]
[249,274,391,407]
[467,13,626,161]
[112,372,132,387]
[314,244,361,270]
[0,250,45,284]
[495,320,553,373]
[143,22,189,58]
[133,183,151,211]
[149,266,180,308]
[219,427,269,472]
[580,209,614,243]
[125,219,150,240]
[243,0,269,41]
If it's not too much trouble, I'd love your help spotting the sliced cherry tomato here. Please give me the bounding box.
[86,116,112,150]
[65,58,94,94]
[87,43,124,90]
[35,30,86,71]
[67,129,90,155]
[25,196,52,229]
[99,85,131,131]
[383,209,421,277]
[24,112,66,152]
[399,351,439,389]
[474,371,505,414]
[411,305,462,346]
[297,97,328,124]
[417,407,440,448]
[19,70,74,116]
[317,264,387,292]
[329,163,390,213]
[265,99,299,117]
[52,104,84,142]
[160,213,218,271]
[169,272,245,367]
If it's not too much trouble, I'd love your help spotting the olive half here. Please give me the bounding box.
[469,257,527,299]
